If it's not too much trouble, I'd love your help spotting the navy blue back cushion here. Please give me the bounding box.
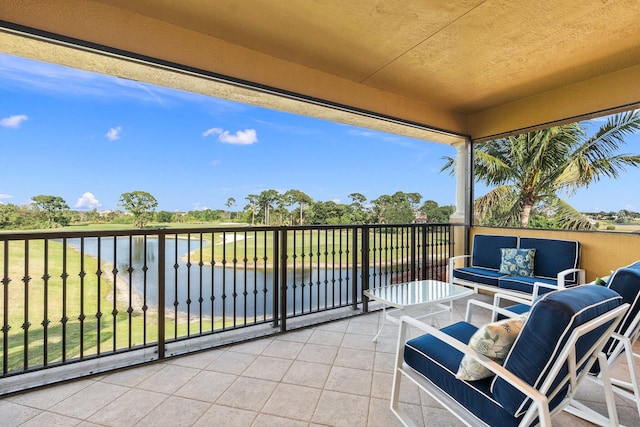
[471,234,518,270]
[492,285,622,416]
[607,267,640,337]
[519,237,580,282]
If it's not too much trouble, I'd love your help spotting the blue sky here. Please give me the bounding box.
[0,53,638,213]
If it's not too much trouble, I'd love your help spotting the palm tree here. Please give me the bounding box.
[443,111,640,229]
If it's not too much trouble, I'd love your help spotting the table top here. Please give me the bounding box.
[363,280,474,309]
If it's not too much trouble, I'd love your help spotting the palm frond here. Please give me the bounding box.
[545,199,595,231]
[474,186,518,225]
[566,111,640,185]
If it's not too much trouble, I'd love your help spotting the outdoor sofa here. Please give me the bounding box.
[449,234,585,299]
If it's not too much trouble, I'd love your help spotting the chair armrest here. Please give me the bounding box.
[449,254,471,269]
[396,315,551,418]
[556,268,586,287]
[493,292,533,307]
[465,299,527,323]
[531,281,561,299]
[449,255,471,284]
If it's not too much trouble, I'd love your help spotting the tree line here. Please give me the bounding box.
[0,190,454,230]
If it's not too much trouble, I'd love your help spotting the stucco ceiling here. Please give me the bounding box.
[1,0,640,143]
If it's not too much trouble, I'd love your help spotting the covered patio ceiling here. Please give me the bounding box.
[1,0,640,145]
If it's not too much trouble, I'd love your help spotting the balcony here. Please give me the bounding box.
[0,224,451,392]
[1,224,639,425]
[2,292,639,426]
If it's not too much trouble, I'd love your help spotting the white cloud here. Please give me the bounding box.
[0,114,28,128]
[106,126,122,141]
[202,127,258,145]
[75,192,102,209]
[202,127,224,138]
[0,193,12,201]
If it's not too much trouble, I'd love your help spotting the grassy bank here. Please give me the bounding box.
[0,239,220,373]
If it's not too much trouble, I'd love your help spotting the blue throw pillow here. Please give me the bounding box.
[499,248,536,277]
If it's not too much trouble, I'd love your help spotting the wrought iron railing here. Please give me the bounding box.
[0,223,454,393]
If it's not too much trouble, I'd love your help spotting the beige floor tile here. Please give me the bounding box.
[0,401,42,427]
[316,320,349,333]
[281,360,331,389]
[230,338,273,355]
[193,404,256,427]
[49,381,128,420]
[346,320,380,335]
[333,346,375,369]
[215,377,277,411]
[325,365,372,396]
[250,413,308,427]
[243,355,293,381]
[260,383,322,421]
[168,348,225,369]
[206,350,257,374]
[18,410,82,427]
[87,389,167,426]
[100,363,164,387]
[8,379,94,410]
[373,350,396,374]
[174,370,237,402]
[135,395,210,427]
[340,332,379,352]
[307,329,345,347]
[312,390,370,427]
[276,328,314,343]
[296,342,338,364]
[136,364,200,394]
[261,339,304,359]
[367,397,404,427]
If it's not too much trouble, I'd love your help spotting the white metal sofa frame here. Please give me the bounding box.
[391,287,628,427]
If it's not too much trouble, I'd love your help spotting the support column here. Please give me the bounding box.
[449,139,473,268]
[450,140,468,222]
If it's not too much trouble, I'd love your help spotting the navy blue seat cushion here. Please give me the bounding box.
[471,234,518,270]
[519,237,580,284]
[492,285,622,417]
[497,303,531,321]
[404,322,522,427]
[498,275,556,295]
[453,267,505,287]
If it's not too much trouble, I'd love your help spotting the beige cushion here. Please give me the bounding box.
[456,316,526,381]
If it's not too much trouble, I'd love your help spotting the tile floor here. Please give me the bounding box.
[1,293,639,426]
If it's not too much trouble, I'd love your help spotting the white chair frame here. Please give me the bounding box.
[390,302,628,427]
[565,308,640,425]
[490,286,640,425]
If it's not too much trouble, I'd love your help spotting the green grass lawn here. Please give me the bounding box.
[0,239,224,373]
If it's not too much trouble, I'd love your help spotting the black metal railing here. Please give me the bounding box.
[0,223,455,393]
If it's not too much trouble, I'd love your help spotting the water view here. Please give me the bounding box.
[64,235,356,322]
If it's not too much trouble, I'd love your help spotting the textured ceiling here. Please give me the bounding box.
[92,0,640,114]
[2,0,640,142]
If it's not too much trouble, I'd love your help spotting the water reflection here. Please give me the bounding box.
[65,236,355,320]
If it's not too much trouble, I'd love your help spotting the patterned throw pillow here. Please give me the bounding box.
[456,316,526,381]
[499,248,536,277]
